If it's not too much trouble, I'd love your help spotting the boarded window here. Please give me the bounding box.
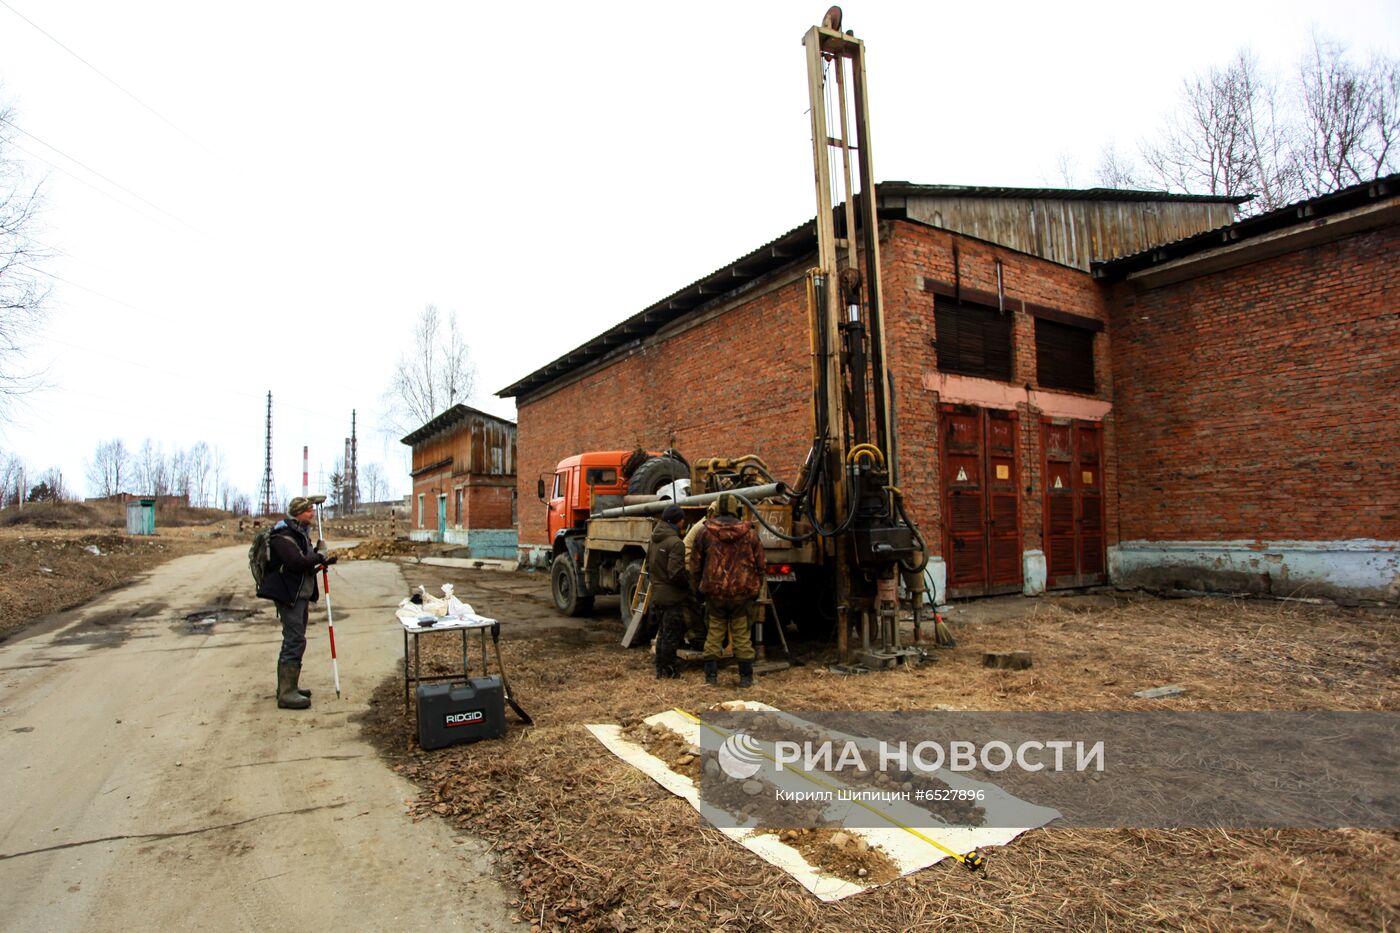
[1035,319,1095,394]
[933,297,1013,381]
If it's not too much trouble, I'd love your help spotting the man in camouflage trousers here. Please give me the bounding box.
[687,493,765,688]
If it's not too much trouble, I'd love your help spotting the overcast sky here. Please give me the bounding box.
[1,0,1396,506]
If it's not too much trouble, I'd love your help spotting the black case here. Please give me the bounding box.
[416,677,506,749]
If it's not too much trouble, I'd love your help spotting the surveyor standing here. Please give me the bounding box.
[646,503,690,679]
[687,493,765,688]
[257,496,336,709]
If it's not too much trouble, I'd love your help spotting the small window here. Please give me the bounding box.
[584,468,617,486]
[416,493,425,528]
[1035,319,1096,394]
[933,297,1013,381]
[552,472,566,499]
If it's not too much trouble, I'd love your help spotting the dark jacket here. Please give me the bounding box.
[257,519,323,605]
[687,515,764,601]
[646,519,690,608]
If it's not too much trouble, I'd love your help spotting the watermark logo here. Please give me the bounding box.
[717,731,764,779]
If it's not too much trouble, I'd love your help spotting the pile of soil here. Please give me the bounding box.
[338,537,434,562]
[758,828,901,885]
[620,719,701,782]
[0,530,218,641]
[0,501,122,529]
[354,592,1400,931]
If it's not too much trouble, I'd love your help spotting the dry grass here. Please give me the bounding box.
[357,594,1400,931]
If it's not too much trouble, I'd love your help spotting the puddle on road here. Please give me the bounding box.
[181,607,260,632]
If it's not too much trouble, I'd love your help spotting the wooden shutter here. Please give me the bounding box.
[934,297,1013,381]
[1035,318,1095,394]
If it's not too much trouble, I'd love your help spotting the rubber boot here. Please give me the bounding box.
[292,663,311,699]
[704,660,718,687]
[277,662,310,709]
[737,661,754,689]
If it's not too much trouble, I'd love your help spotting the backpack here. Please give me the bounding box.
[249,526,276,594]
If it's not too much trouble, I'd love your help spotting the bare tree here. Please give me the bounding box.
[1094,142,1144,189]
[361,462,386,505]
[1142,50,1301,212]
[0,98,50,419]
[134,439,166,495]
[0,450,24,507]
[86,438,130,498]
[187,441,212,507]
[381,304,477,435]
[1296,34,1400,196]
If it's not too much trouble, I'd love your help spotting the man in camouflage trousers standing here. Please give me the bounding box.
[687,493,765,688]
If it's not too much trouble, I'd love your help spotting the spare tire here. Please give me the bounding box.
[627,456,688,496]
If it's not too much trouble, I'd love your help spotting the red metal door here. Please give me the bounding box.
[1042,419,1106,588]
[941,405,1022,598]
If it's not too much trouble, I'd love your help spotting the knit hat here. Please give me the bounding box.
[717,493,739,517]
[661,503,685,524]
[288,496,315,517]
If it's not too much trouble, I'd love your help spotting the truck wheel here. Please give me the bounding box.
[627,456,688,496]
[551,553,594,617]
[618,560,643,624]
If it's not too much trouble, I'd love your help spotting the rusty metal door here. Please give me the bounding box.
[1042,420,1106,588]
[941,405,1022,598]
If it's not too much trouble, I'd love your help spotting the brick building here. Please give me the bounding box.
[401,404,518,558]
[500,178,1398,603]
[1095,177,1399,602]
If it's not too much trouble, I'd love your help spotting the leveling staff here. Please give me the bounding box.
[258,496,336,709]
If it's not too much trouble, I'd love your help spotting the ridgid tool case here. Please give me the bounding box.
[415,677,506,749]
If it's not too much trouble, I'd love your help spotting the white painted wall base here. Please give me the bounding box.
[1022,550,1047,596]
[923,558,947,606]
[1109,539,1399,603]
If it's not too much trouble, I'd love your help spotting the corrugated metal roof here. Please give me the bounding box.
[880,182,1248,205]
[399,403,516,447]
[1093,173,1398,279]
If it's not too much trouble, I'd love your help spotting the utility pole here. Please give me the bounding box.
[348,410,359,515]
[259,391,276,516]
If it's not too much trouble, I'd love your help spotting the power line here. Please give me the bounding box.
[1,118,206,236]
[39,333,358,422]
[10,140,195,238]
[0,0,217,159]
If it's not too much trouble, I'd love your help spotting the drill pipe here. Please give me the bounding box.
[592,483,787,519]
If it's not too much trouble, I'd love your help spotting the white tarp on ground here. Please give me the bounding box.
[586,701,1057,902]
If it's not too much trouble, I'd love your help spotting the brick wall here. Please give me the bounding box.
[515,271,815,547]
[466,483,515,530]
[880,222,1117,558]
[1108,226,1400,542]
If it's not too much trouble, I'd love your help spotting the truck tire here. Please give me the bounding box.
[551,553,594,617]
[627,456,688,496]
[618,559,644,625]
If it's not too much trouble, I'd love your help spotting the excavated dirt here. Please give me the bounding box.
[757,827,902,885]
[620,720,701,782]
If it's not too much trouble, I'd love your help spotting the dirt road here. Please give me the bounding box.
[0,545,515,932]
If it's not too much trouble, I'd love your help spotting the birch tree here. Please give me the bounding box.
[382,304,476,435]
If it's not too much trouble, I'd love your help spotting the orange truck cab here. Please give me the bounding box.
[544,451,636,543]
